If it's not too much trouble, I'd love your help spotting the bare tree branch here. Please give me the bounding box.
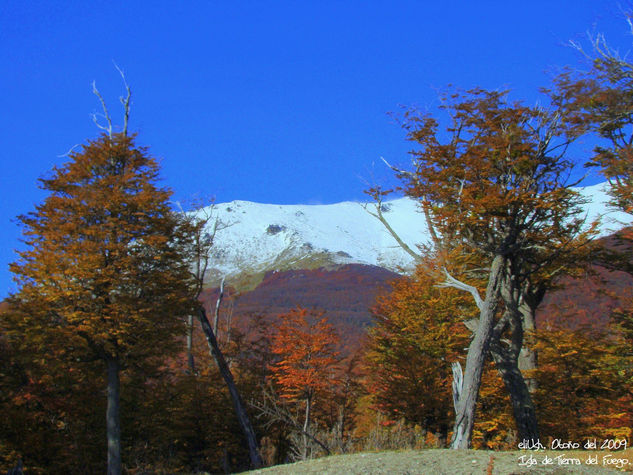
[113,62,131,137]
[214,276,225,336]
[57,143,81,158]
[91,80,113,138]
[250,387,332,457]
[363,200,423,263]
[380,156,444,250]
[437,267,484,312]
[91,64,132,138]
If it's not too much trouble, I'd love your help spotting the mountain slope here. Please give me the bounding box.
[197,183,633,353]
[198,182,631,288]
[200,264,399,352]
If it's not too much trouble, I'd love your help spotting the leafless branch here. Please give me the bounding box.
[57,143,81,158]
[113,62,131,136]
[363,200,423,263]
[91,81,113,138]
[437,267,484,311]
[250,387,331,456]
[380,156,443,250]
[380,156,416,181]
[214,276,225,336]
[91,64,132,138]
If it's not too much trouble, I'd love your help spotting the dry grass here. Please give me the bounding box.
[244,448,633,474]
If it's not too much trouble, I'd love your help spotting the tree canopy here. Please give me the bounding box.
[380,87,596,448]
[6,133,195,473]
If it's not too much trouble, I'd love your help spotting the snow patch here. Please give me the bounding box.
[196,182,631,282]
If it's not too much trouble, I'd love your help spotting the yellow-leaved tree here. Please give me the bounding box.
[7,132,195,474]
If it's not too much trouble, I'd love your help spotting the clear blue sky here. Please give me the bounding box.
[0,1,629,297]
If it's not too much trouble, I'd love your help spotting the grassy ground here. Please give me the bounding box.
[244,449,633,474]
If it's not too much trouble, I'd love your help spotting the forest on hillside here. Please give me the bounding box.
[2,23,633,475]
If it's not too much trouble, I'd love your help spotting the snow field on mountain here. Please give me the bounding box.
[195,182,631,281]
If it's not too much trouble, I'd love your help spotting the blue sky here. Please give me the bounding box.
[0,1,629,297]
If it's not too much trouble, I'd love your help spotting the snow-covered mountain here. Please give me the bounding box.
[196,182,631,287]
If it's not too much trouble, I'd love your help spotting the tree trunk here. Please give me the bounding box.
[517,293,541,393]
[451,255,504,449]
[489,337,539,443]
[197,307,263,468]
[302,394,312,460]
[488,279,541,443]
[187,314,196,373]
[214,277,225,336]
[337,404,346,449]
[518,344,538,391]
[106,357,121,475]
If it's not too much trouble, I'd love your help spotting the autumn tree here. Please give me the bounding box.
[0,305,108,473]
[363,252,520,450]
[7,132,195,474]
[554,18,633,385]
[376,88,594,448]
[554,24,633,215]
[551,20,633,291]
[533,19,633,443]
[364,258,472,444]
[268,307,341,460]
[532,323,632,442]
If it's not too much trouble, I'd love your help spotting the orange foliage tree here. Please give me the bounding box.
[6,133,195,474]
[382,87,592,448]
[553,27,633,215]
[553,22,633,399]
[364,262,472,444]
[269,307,340,460]
[363,258,515,449]
[0,313,106,473]
[532,324,632,442]
[363,260,633,449]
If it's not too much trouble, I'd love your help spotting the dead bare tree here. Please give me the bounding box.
[179,202,263,468]
[214,276,226,336]
[173,200,227,373]
[196,303,263,468]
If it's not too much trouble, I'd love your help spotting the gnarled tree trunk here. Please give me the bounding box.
[490,342,539,443]
[451,255,504,449]
[489,279,542,443]
[517,287,543,393]
[488,312,539,444]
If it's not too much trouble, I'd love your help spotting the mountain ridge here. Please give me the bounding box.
[198,182,632,289]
